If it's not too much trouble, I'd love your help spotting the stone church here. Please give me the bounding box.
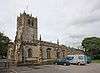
[8,11,84,65]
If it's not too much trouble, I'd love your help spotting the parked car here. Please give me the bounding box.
[54,58,70,66]
[66,54,87,65]
[87,56,92,64]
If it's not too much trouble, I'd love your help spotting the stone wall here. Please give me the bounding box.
[9,12,85,65]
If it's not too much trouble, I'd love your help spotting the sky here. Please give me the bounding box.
[0,0,100,48]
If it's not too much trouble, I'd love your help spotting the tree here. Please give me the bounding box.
[0,32,10,58]
[82,37,100,56]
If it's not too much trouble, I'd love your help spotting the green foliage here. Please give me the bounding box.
[82,37,100,52]
[93,54,100,60]
[0,32,10,58]
[92,60,100,63]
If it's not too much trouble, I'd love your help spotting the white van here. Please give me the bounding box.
[66,54,87,65]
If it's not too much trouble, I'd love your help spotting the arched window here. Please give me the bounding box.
[46,48,51,59]
[57,52,60,58]
[32,21,34,26]
[28,49,32,58]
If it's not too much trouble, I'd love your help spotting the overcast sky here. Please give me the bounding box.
[0,0,100,48]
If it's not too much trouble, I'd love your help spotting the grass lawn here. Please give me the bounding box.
[92,60,100,63]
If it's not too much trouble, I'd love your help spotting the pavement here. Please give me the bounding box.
[9,63,100,73]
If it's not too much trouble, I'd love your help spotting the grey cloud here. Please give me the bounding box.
[69,34,85,39]
[70,14,100,26]
[0,0,100,48]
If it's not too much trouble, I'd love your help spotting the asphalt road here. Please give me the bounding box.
[10,63,100,73]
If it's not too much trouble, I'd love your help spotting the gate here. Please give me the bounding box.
[0,59,9,73]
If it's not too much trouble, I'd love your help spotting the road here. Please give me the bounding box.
[10,63,100,73]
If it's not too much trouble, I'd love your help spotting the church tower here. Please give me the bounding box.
[15,11,38,63]
[16,11,38,42]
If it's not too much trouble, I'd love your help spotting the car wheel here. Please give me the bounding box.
[78,62,81,65]
[55,63,57,65]
[63,63,67,66]
[87,62,90,64]
[67,63,70,66]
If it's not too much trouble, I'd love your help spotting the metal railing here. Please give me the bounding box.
[0,59,17,73]
[0,59,9,73]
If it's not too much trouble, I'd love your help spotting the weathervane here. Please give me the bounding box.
[25,0,31,13]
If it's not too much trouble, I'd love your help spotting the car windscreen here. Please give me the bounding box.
[66,57,74,60]
[78,56,84,60]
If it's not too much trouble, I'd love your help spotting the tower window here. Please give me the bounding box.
[28,19,30,25]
